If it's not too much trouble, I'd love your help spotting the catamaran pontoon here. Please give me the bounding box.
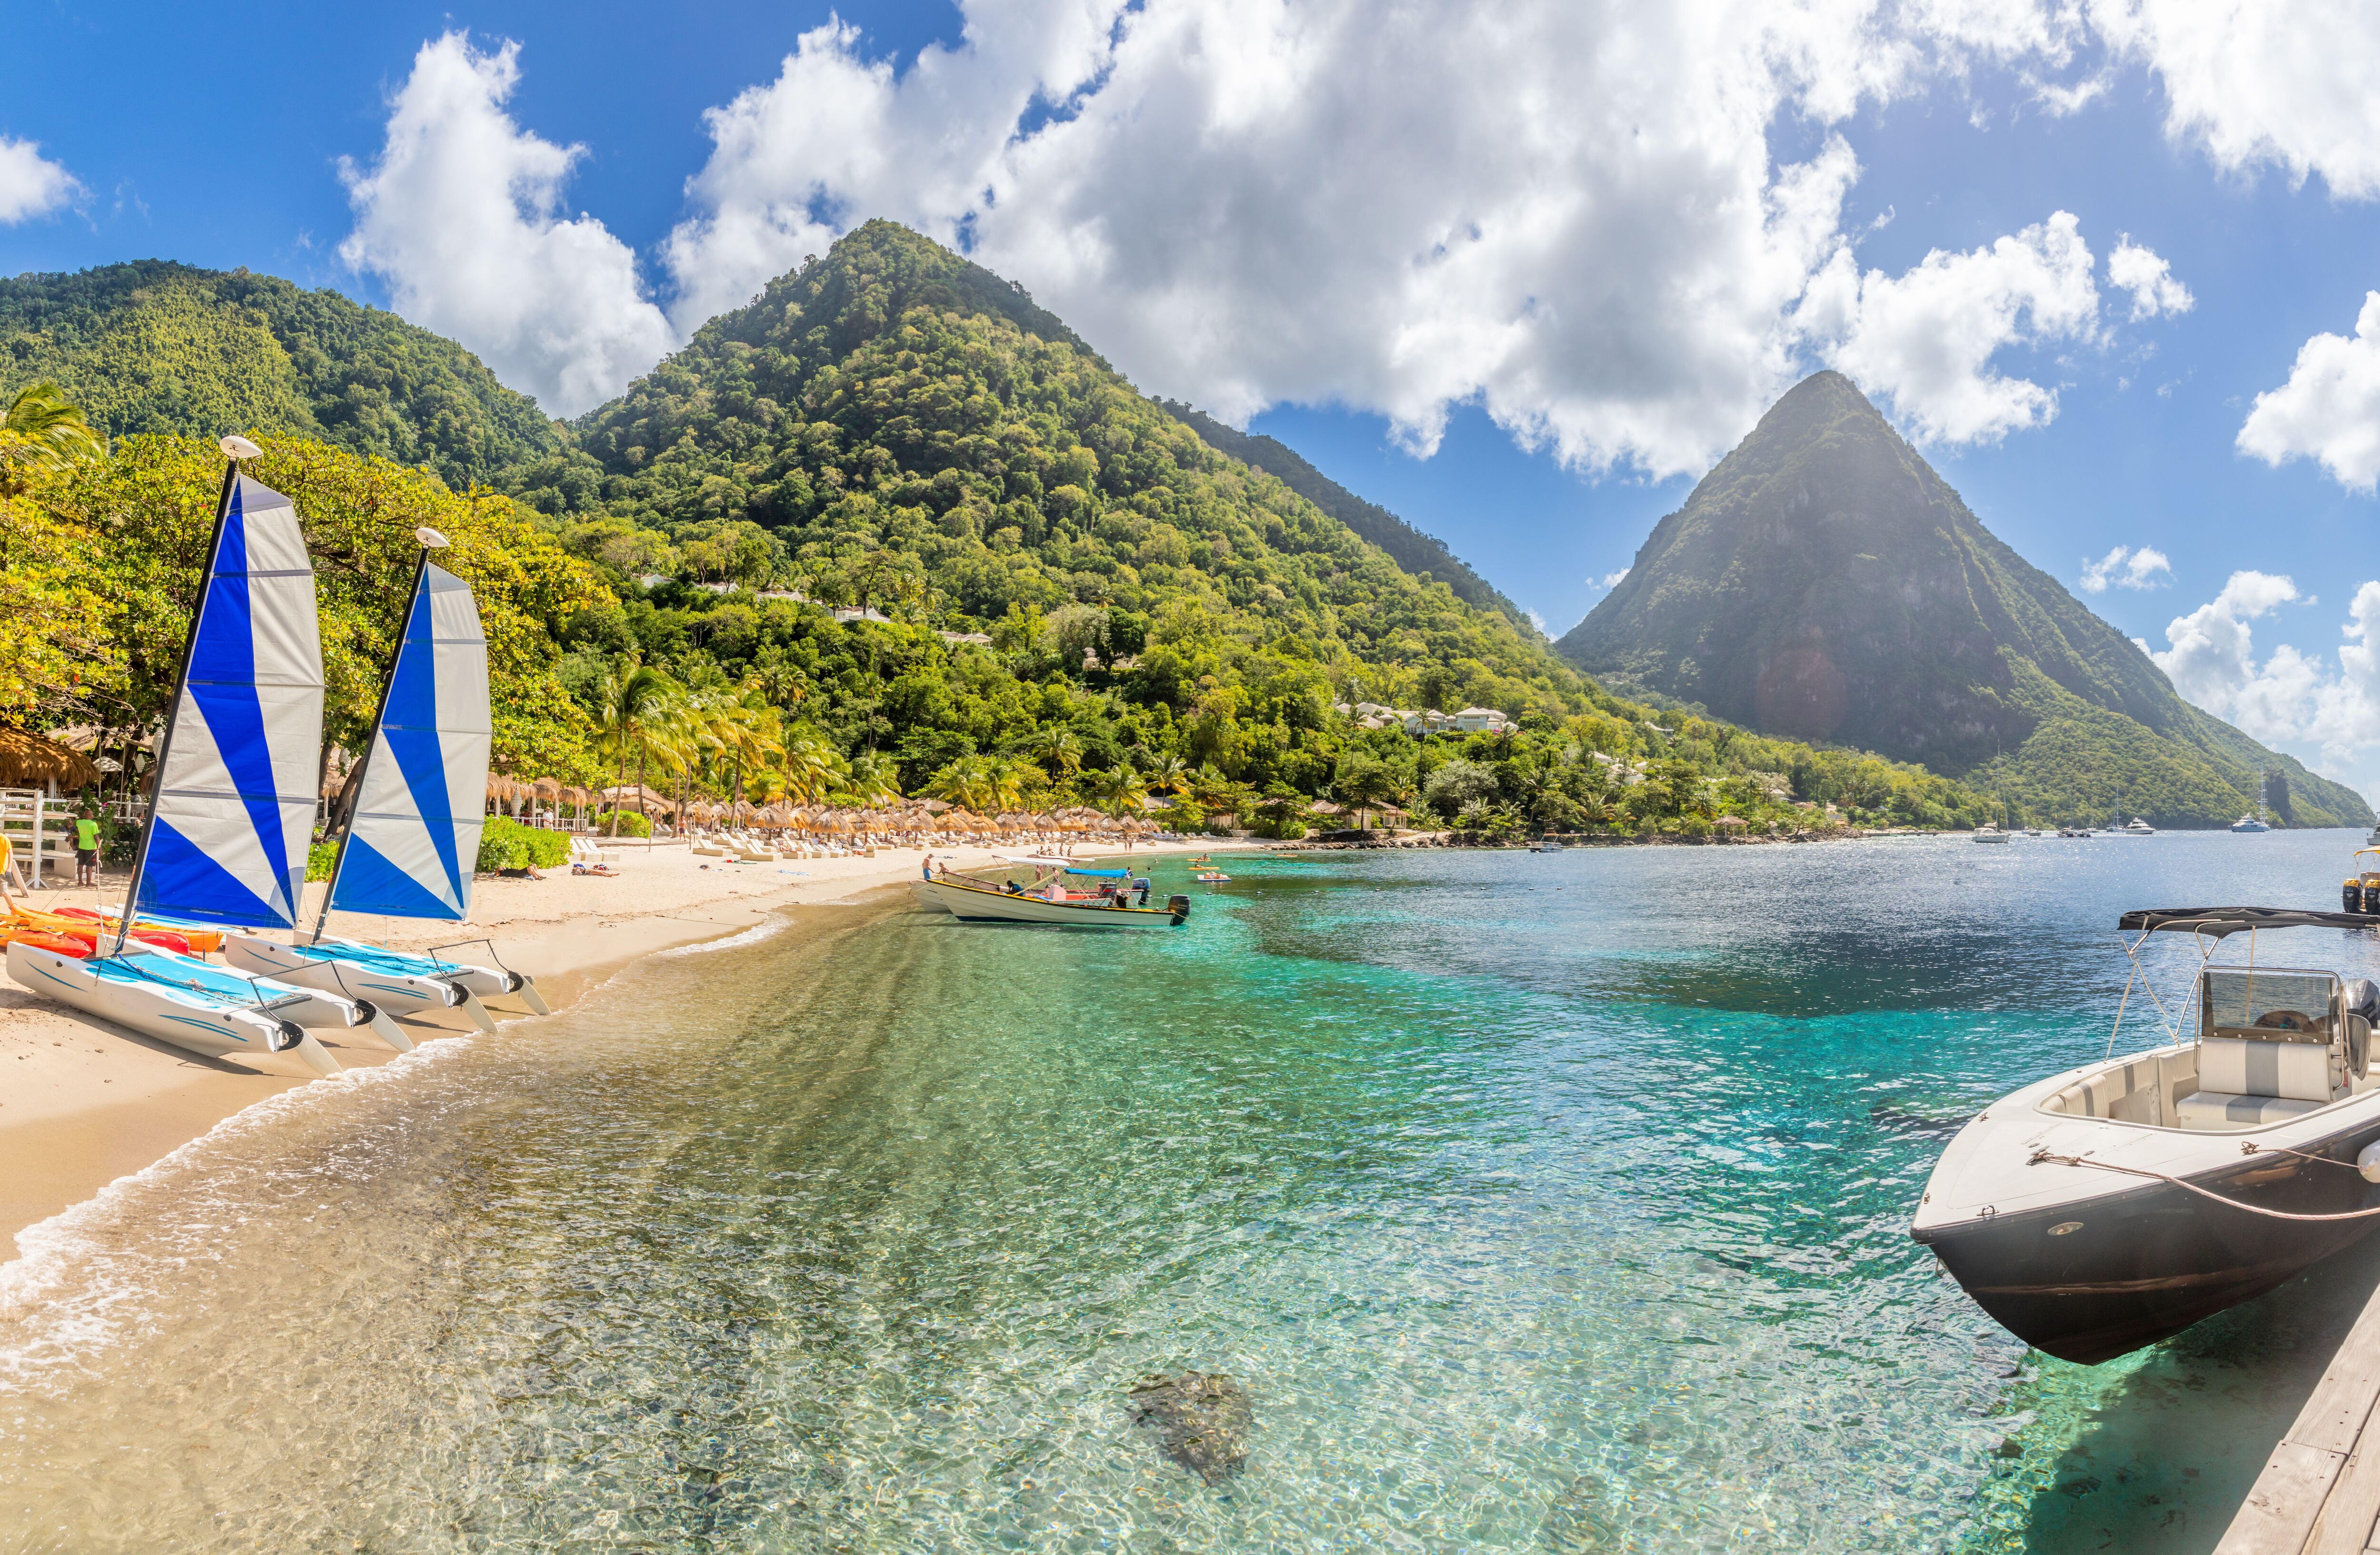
[1913,907,2380,1364]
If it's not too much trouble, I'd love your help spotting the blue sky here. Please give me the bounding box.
[6,1,2380,799]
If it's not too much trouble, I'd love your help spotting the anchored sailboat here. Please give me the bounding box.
[224,530,546,1030]
[6,443,380,1074]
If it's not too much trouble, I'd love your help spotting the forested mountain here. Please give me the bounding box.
[7,225,2010,837]
[1558,371,2372,828]
[1156,401,1527,624]
[0,261,564,490]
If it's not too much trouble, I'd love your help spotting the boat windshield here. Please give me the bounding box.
[2201,966,2338,1041]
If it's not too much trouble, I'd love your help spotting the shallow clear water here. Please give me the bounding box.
[6,832,2380,1552]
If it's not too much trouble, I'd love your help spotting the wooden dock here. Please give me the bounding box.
[2219,1277,2380,1553]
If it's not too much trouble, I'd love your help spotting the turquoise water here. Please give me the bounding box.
[5,832,2380,1552]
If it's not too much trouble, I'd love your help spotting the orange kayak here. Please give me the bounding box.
[51,906,220,953]
[3,910,193,957]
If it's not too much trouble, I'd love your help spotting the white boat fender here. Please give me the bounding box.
[2359,1140,2380,1184]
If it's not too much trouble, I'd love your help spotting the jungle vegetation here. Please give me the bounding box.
[0,226,2011,838]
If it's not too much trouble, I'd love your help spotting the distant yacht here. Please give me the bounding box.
[2231,814,2271,834]
[2117,817,2155,835]
[1973,824,2012,844]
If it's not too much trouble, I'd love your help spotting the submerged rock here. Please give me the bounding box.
[1126,1371,1253,1485]
[1539,1473,1627,1552]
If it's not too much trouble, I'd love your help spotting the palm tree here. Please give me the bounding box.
[1143,753,1191,798]
[1085,763,1149,828]
[1029,726,1084,784]
[0,383,108,496]
[589,654,684,836]
[843,752,903,807]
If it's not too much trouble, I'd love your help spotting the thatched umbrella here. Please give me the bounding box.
[0,727,100,791]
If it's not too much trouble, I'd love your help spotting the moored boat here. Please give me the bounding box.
[912,856,1188,928]
[1912,906,2380,1364]
[1973,825,2011,844]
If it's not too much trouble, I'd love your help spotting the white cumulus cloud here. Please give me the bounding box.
[0,137,80,223]
[338,32,674,417]
[2095,0,2380,200]
[1795,211,2103,445]
[2079,544,2172,593]
[2106,238,2192,320]
[2238,292,2380,493]
[655,0,2165,475]
[2148,570,2367,753]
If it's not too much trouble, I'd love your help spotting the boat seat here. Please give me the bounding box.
[2175,1092,2329,1128]
[2200,1036,2340,1102]
[2176,1035,2347,1129]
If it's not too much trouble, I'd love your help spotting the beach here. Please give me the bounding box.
[0,836,1232,1254]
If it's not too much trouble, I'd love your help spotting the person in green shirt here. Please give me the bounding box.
[73,805,101,887]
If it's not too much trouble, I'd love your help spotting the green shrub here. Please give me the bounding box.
[591,810,651,839]
[476,816,573,872]
[307,840,341,881]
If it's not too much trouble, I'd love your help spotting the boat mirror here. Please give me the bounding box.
[416,526,451,549]
[219,434,264,460]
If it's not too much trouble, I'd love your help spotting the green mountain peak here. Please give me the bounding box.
[1559,371,2371,827]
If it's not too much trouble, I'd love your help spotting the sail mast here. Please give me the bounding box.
[110,441,249,957]
[309,535,438,945]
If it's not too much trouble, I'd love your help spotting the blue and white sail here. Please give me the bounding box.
[327,562,490,921]
[132,475,324,930]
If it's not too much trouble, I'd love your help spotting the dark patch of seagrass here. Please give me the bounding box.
[1125,1370,1252,1485]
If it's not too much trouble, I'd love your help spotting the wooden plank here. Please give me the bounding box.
[2219,1442,2349,1555]
[2221,1272,2380,1555]
[2310,1436,2380,1555]
[2293,1297,2380,1456]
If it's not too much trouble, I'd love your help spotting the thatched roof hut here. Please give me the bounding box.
[0,728,101,790]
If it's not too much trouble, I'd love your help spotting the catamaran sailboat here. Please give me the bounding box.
[222,531,545,1032]
[912,855,1190,927]
[1912,907,2380,1364]
[6,445,373,1075]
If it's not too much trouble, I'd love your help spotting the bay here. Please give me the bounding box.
[5,831,2379,1552]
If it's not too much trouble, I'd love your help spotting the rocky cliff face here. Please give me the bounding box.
[1558,372,2372,828]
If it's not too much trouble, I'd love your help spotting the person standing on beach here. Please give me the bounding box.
[74,805,101,887]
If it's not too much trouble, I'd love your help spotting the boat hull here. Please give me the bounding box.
[911,879,1185,928]
[1918,1153,2380,1364]
[6,941,340,1075]
[226,931,465,1016]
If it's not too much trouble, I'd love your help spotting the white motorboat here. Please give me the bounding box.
[1913,907,2380,1364]
[2231,814,2271,833]
[2117,818,2156,835]
[912,856,1188,928]
[5,452,359,1074]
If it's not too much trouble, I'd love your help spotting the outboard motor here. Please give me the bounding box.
[1167,894,1192,921]
[2347,978,2380,1079]
[2348,878,2368,914]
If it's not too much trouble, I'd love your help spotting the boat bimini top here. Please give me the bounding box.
[2119,906,2380,937]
